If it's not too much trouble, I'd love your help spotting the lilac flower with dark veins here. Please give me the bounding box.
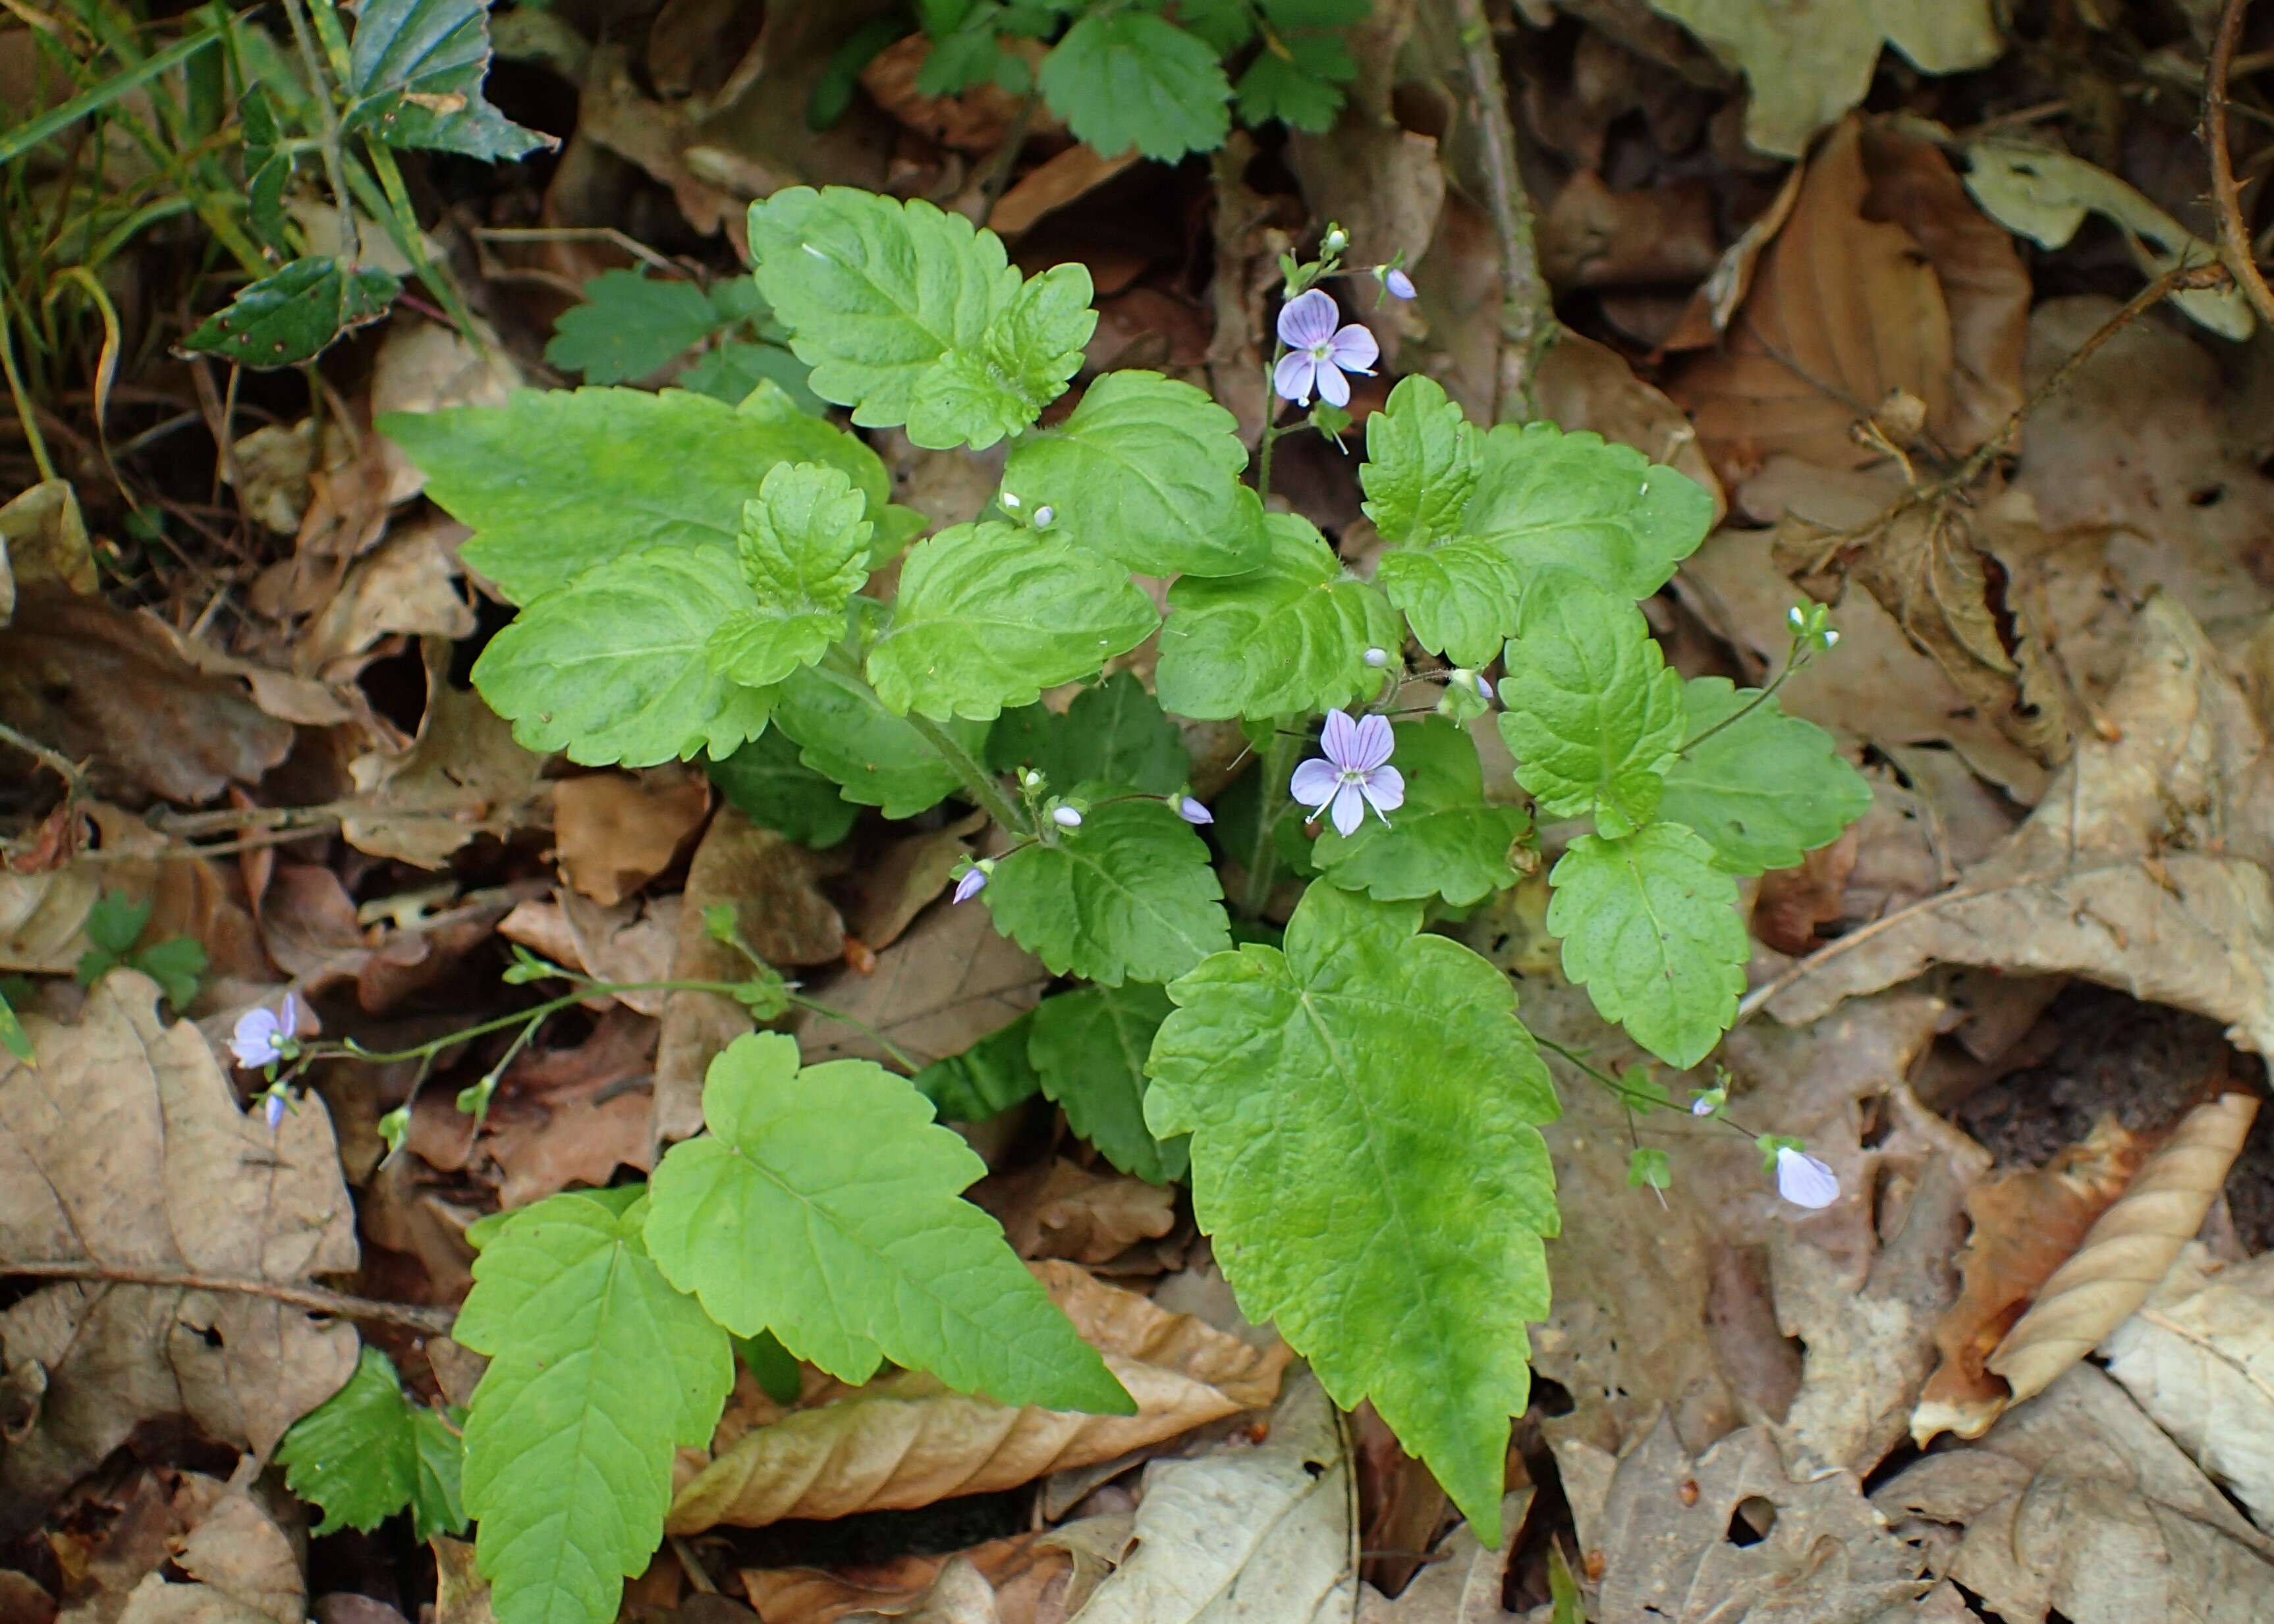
[229,998,295,1068]
[1775,1147,1840,1209]
[1292,709,1404,836]
[1173,794,1213,827]
[1273,290,1378,408]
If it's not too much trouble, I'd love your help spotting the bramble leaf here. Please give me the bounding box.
[344,0,549,159]
[1461,421,1713,602]
[1028,983,1188,1183]
[381,386,899,603]
[866,522,1157,721]
[999,372,1267,576]
[679,340,825,413]
[1360,375,1479,549]
[912,1011,1043,1122]
[1496,583,1684,837]
[644,1032,1131,1411]
[544,271,721,383]
[455,1190,733,1624]
[471,548,771,767]
[1145,884,1559,1542]
[1038,11,1231,161]
[1234,30,1352,132]
[771,650,989,819]
[705,463,872,689]
[984,798,1231,986]
[1657,677,1872,876]
[1155,514,1399,720]
[1313,718,1529,906]
[988,671,1190,798]
[707,730,860,848]
[277,1346,466,1541]
[183,258,399,369]
[1547,823,1746,1068]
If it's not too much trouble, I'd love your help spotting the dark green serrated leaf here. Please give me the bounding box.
[986,671,1190,797]
[1362,375,1479,548]
[183,258,399,369]
[1313,718,1529,906]
[1027,984,1186,1183]
[905,261,1096,452]
[707,729,860,848]
[771,643,989,819]
[128,936,207,1010]
[544,271,721,383]
[985,797,1231,986]
[679,341,826,412]
[345,0,549,159]
[277,1346,466,1541]
[706,462,872,689]
[912,1010,1042,1122]
[1460,421,1713,603]
[1657,678,1872,877]
[1038,11,1232,160]
[85,892,150,957]
[1234,33,1351,132]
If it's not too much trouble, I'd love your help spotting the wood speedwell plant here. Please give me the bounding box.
[270,190,1870,1624]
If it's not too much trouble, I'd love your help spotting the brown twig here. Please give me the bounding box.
[1451,0,1556,420]
[3,1259,457,1334]
[2207,0,2274,329]
[0,720,86,799]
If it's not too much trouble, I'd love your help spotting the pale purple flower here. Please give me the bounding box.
[1690,1095,1716,1117]
[1775,1147,1840,1209]
[1051,805,1083,829]
[229,999,295,1068]
[952,866,989,904]
[1291,710,1404,836]
[1273,290,1378,408]
[1174,795,1213,826]
[1383,267,1416,300]
[263,1091,287,1130]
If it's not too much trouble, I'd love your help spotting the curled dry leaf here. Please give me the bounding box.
[298,520,477,678]
[973,1159,1177,1266]
[0,479,97,607]
[0,972,359,1536]
[1760,597,2274,1054]
[1989,1091,2260,1407]
[1352,1491,1530,1621]
[667,1262,1289,1532]
[344,670,550,870]
[1913,1116,2152,1447]
[552,767,713,906]
[116,1476,304,1624]
[743,1529,1086,1624]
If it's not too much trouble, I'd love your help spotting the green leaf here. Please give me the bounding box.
[85,891,150,958]
[1657,677,1872,877]
[183,258,399,369]
[381,386,897,604]
[1156,514,1399,720]
[705,462,872,688]
[1628,1147,1672,1191]
[1361,375,1479,549]
[128,936,207,1010]
[278,1347,466,1541]
[1038,11,1231,160]
[999,372,1267,576]
[771,650,989,818]
[1234,32,1351,132]
[1547,823,1746,1068]
[0,985,30,1064]
[707,729,860,848]
[679,341,827,413]
[987,671,1190,797]
[471,548,771,767]
[544,271,721,383]
[344,0,548,159]
[1460,421,1714,603]
[984,797,1231,986]
[645,1033,1131,1411]
[866,522,1157,721]
[455,1190,732,1624]
[1027,984,1187,1183]
[1145,884,1559,1542]
[1495,583,1684,836]
[750,188,1092,444]
[911,1010,1043,1122]
[733,1330,804,1406]
[1312,718,1530,906]
[905,263,1096,452]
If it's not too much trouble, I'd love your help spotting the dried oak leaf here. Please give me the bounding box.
[342,664,549,871]
[791,893,1044,1072]
[553,767,711,907]
[1762,596,2274,1056]
[0,972,359,1537]
[666,1262,1288,1532]
[1352,1490,1532,1621]
[742,1530,1081,1624]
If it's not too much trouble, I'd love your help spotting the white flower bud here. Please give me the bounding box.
[1363,647,1389,668]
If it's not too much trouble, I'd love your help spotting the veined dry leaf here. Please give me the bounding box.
[1761,597,2274,1052]
[974,1159,1177,1266]
[2101,1243,2274,1529]
[743,1529,1082,1624]
[553,767,711,906]
[844,817,984,954]
[117,1476,303,1624]
[1351,1403,1452,1599]
[298,520,476,677]
[343,647,549,869]
[858,32,1050,153]
[839,1557,996,1624]
[0,973,359,1536]
[1913,1117,2152,1446]
[792,896,1045,1071]
[482,1006,659,1208]
[1352,1494,1530,1622]
[668,1262,1288,1532]
[1989,1092,2259,1405]
[0,479,97,608]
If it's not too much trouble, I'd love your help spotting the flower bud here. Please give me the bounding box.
[1363,646,1389,668]
[262,1091,287,1130]
[1173,794,1213,826]
[1034,504,1055,528]
[1051,805,1083,828]
[1384,267,1416,300]
[1321,225,1349,256]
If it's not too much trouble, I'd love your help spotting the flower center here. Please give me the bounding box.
[1308,339,1335,362]
[1339,767,1364,784]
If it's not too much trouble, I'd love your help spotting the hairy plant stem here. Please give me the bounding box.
[907,711,1031,836]
[1241,724,1301,918]
[2208,0,2274,329]
[276,0,358,265]
[1451,0,1556,420]
[1256,340,1287,497]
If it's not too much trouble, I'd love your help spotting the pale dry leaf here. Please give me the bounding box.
[974,1160,1177,1266]
[0,973,359,1536]
[342,661,549,870]
[117,1477,304,1624]
[1990,1091,2259,1405]
[1067,1368,1354,1624]
[990,145,1140,239]
[1350,1490,1530,1622]
[298,520,475,676]
[430,1536,496,1624]
[839,1556,998,1624]
[845,817,984,954]
[792,897,1046,1071]
[553,767,712,906]
[667,1262,1289,1532]
[1875,1365,2274,1624]
[1760,596,2274,1052]
[0,479,97,602]
[225,421,318,535]
[742,1530,1078,1624]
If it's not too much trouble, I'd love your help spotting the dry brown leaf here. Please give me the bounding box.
[973,1160,1177,1265]
[990,146,1140,239]
[667,1262,1289,1532]
[1759,597,2274,1054]
[117,1476,304,1624]
[298,521,476,677]
[1352,1490,1530,1621]
[742,1532,1078,1624]
[342,653,549,870]
[0,973,359,1536]
[838,1557,997,1624]
[843,817,982,954]
[793,896,1045,1072]
[1539,169,1719,290]
[1989,1091,2258,1406]
[1350,1404,1451,1599]
[857,33,1049,153]
[482,1007,659,1208]
[0,479,97,607]
[1912,1116,2151,1446]
[553,768,711,906]
[1752,826,1858,954]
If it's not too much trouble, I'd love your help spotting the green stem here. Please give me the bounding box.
[1241,724,1300,918]
[276,0,358,263]
[908,711,1031,835]
[324,978,765,1066]
[1677,643,1812,757]
[1255,341,1287,499]
[785,992,920,1073]
[0,311,55,482]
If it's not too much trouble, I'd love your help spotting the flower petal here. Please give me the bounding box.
[1320,708,1361,769]
[1385,267,1416,300]
[276,996,297,1039]
[1175,795,1214,826]
[1360,764,1404,819]
[1775,1147,1841,1209]
[1290,756,1342,811]
[229,1009,281,1068]
[1349,712,1394,771]
[1273,350,1318,405]
[1329,781,1367,836]
[1315,361,1352,408]
[952,868,989,904]
[1328,323,1379,373]
[1277,288,1339,350]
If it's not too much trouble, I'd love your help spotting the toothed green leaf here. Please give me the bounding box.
[1657,677,1873,876]
[1038,12,1231,161]
[1313,718,1530,906]
[984,798,1231,987]
[704,462,872,689]
[771,641,991,818]
[544,271,721,383]
[988,671,1190,798]
[277,1346,466,1542]
[1028,984,1188,1183]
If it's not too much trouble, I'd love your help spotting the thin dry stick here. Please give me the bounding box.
[0,719,84,793]
[1451,0,1556,419]
[3,1260,455,1334]
[2208,0,2274,329]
